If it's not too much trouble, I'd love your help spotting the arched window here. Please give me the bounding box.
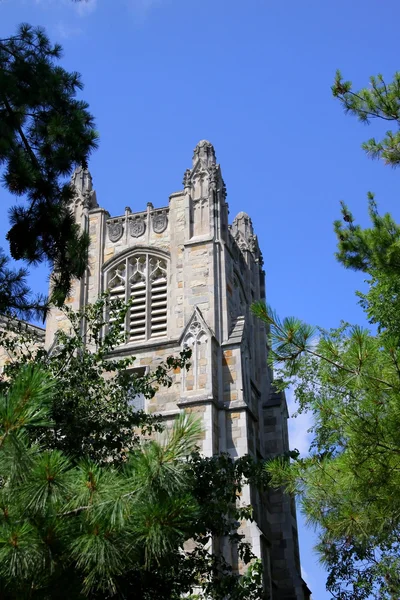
[106,253,168,342]
[182,311,210,393]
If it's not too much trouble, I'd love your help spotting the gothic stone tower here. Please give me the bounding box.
[45,141,310,600]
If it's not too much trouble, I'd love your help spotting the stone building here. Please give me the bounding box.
[44,140,311,599]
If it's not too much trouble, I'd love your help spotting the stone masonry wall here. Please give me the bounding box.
[43,141,310,600]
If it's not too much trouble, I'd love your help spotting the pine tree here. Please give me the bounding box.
[252,301,400,600]
[249,69,400,599]
[0,249,46,319]
[0,23,98,315]
[332,70,400,167]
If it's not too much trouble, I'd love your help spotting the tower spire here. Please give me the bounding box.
[70,164,98,209]
[192,140,216,168]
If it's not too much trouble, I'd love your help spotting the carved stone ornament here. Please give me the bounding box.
[235,232,248,251]
[152,211,168,234]
[209,164,217,186]
[130,217,146,238]
[107,220,123,242]
[248,234,258,254]
[182,169,191,188]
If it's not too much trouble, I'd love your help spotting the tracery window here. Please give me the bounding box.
[106,253,168,342]
[182,311,209,393]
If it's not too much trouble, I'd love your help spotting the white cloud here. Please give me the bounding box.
[55,22,83,39]
[72,0,98,17]
[301,566,309,583]
[27,0,98,17]
[301,566,315,598]
[33,0,57,6]
[286,385,313,456]
[30,0,165,21]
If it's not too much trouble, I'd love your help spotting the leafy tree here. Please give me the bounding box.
[0,294,180,463]
[0,297,266,599]
[0,23,98,314]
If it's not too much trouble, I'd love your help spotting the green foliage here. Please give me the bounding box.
[334,195,400,344]
[332,67,400,346]
[0,294,176,463]
[0,248,46,320]
[0,376,199,598]
[332,70,400,166]
[334,194,400,275]
[0,23,98,313]
[252,66,400,598]
[253,299,400,599]
[0,297,266,598]
[357,270,400,340]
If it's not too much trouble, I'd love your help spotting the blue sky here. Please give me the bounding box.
[2,0,400,597]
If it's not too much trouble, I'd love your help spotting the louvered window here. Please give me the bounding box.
[106,253,168,343]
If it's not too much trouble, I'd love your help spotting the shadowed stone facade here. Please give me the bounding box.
[45,140,311,599]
